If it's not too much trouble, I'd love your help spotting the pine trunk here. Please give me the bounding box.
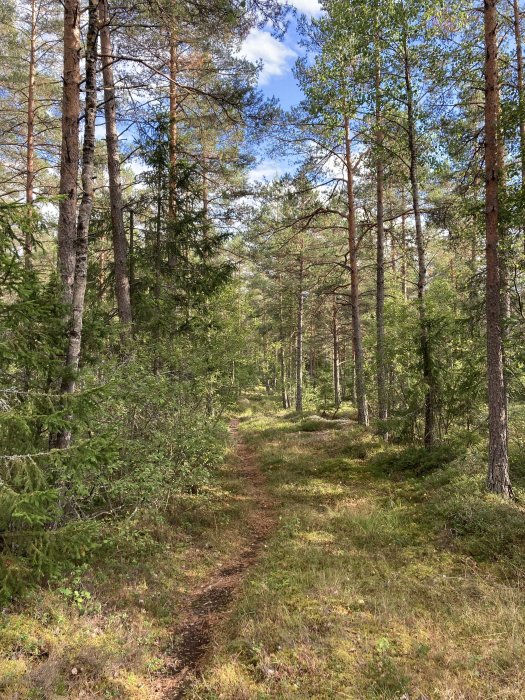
[344,115,369,426]
[484,0,512,497]
[56,0,99,449]
[168,35,178,270]
[375,50,387,431]
[129,209,135,306]
[514,0,525,194]
[403,34,435,448]
[279,286,290,409]
[25,0,37,268]
[401,190,408,300]
[295,252,304,413]
[99,0,133,331]
[332,296,340,408]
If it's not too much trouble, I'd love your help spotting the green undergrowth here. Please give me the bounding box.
[190,409,525,700]
[0,427,253,699]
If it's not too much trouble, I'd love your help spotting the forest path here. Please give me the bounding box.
[158,418,276,699]
[183,413,525,699]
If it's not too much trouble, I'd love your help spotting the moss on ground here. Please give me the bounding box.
[0,436,252,699]
[3,404,525,699]
[189,411,525,700]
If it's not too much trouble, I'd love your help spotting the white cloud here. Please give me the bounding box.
[248,159,285,183]
[287,0,322,15]
[239,28,296,85]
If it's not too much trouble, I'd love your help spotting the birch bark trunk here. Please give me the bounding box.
[57,0,81,304]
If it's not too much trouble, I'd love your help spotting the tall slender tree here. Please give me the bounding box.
[401,25,435,447]
[375,32,387,432]
[24,0,37,267]
[99,0,133,331]
[296,244,305,412]
[56,0,99,447]
[484,0,512,496]
[57,0,81,304]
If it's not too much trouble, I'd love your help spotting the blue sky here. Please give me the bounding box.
[242,0,321,108]
[241,0,322,180]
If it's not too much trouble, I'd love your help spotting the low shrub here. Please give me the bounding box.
[371,444,460,477]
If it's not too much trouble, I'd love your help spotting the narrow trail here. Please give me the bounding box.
[157,419,276,700]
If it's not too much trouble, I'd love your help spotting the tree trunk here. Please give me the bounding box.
[344,115,369,426]
[484,0,512,497]
[279,285,290,409]
[153,144,163,375]
[332,295,341,408]
[168,34,178,270]
[390,227,397,273]
[201,133,210,243]
[129,209,135,306]
[352,349,357,406]
[62,0,98,390]
[57,0,81,304]
[55,0,98,446]
[98,0,133,331]
[514,0,525,197]
[403,33,435,448]
[340,339,347,401]
[25,0,37,268]
[401,189,408,300]
[295,252,304,413]
[375,49,388,432]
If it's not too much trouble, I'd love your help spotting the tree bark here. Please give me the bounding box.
[344,115,369,426]
[168,33,178,270]
[513,0,525,195]
[152,131,163,375]
[340,339,347,402]
[129,209,135,306]
[57,0,81,304]
[295,251,304,413]
[202,134,210,243]
[25,0,37,268]
[484,0,512,497]
[279,285,290,409]
[98,0,132,331]
[375,47,387,432]
[403,33,435,447]
[401,189,408,300]
[56,0,99,448]
[332,295,341,408]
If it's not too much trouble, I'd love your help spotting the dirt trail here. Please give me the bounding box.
[157,419,276,699]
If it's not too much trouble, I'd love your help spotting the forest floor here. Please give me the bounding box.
[0,417,275,699]
[3,401,525,699]
[186,403,525,700]
[157,419,276,699]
